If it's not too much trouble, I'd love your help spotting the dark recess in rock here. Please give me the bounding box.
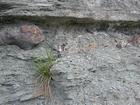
[0,2,14,12]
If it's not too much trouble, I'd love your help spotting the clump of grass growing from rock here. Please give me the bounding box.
[32,48,55,100]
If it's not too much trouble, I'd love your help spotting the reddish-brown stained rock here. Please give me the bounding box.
[128,35,140,47]
[21,26,45,44]
[0,25,45,50]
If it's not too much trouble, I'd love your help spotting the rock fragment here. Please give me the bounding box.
[128,35,140,47]
[0,25,45,50]
[116,43,122,49]
[103,42,110,47]
[91,42,98,49]
[21,26,45,44]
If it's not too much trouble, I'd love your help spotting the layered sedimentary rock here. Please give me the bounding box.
[0,0,140,21]
[0,0,140,105]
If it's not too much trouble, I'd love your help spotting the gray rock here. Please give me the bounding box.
[0,0,140,21]
[0,0,140,105]
[0,25,139,105]
[51,55,95,104]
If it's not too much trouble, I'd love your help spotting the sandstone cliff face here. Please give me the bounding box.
[0,0,140,105]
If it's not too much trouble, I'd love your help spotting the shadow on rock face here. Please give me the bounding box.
[0,25,45,50]
[0,2,14,12]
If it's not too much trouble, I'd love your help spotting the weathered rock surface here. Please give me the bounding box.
[0,0,140,105]
[0,0,140,21]
[0,24,140,105]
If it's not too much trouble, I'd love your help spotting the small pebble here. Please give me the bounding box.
[116,43,122,49]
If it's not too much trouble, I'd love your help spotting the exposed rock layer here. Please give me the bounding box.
[0,0,140,105]
[0,0,140,21]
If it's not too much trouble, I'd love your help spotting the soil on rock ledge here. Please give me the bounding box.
[0,22,140,105]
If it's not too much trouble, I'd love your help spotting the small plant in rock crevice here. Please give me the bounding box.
[103,96,107,101]
[32,48,55,100]
[119,77,127,83]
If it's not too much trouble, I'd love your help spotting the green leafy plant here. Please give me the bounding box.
[32,48,55,100]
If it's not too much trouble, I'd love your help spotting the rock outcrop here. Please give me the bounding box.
[0,0,140,21]
[0,0,140,105]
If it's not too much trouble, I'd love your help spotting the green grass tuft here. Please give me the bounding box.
[32,48,55,100]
